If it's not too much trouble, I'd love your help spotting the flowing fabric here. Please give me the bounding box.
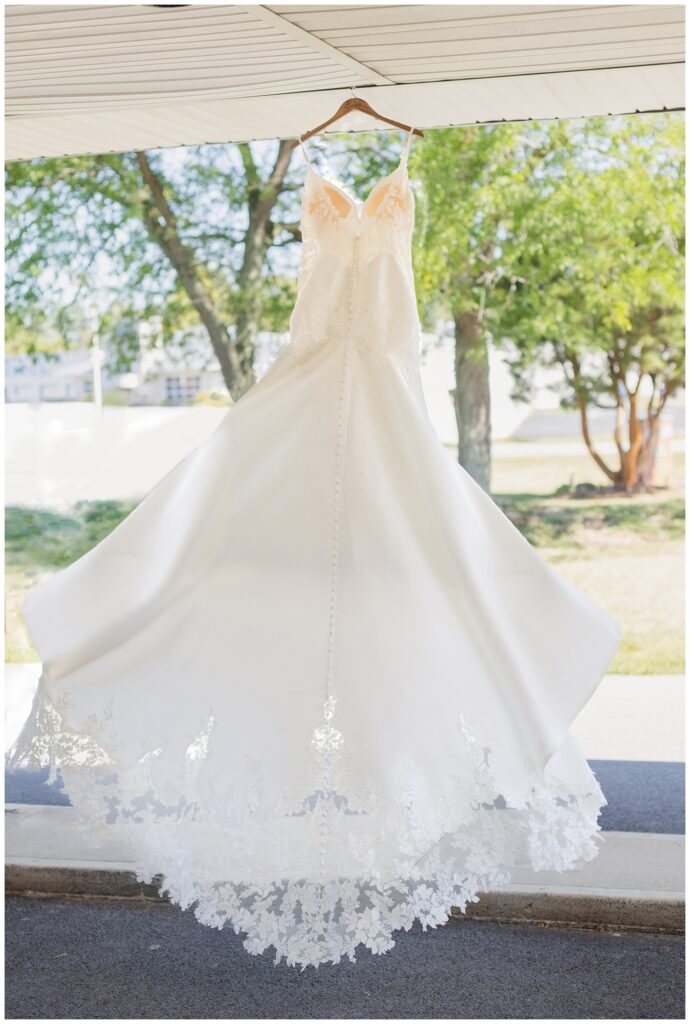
[10,132,621,967]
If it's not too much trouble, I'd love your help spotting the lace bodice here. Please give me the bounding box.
[283,132,421,374]
[298,150,415,288]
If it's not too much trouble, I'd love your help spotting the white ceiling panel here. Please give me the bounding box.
[5,3,684,161]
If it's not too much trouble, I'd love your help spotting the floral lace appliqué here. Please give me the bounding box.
[9,671,605,969]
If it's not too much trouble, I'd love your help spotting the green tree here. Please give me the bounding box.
[6,143,302,399]
[6,133,401,401]
[412,124,537,491]
[412,114,684,494]
[498,114,685,492]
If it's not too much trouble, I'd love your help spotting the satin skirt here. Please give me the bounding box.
[11,337,620,967]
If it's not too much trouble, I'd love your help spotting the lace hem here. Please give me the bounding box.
[8,672,605,968]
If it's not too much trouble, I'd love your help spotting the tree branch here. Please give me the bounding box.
[570,356,618,483]
[135,150,241,395]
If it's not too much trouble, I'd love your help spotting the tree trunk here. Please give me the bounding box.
[622,392,645,492]
[575,393,619,486]
[638,415,662,488]
[233,139,296,397]
[136,151,245,397]
[577,390,672,493]
[137,142,295,401]
[233,231,265,396]
[635,406,673,490]
[451,311,492,491]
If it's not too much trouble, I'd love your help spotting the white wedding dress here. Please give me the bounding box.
[10,131,620,968]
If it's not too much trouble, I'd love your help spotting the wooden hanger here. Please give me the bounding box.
[291,97,424,148]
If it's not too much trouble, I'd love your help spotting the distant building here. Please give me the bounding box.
[5,322,223,407]
[4,320,539,441]
[5,348,99,403]
[14,320,681,443]
[4,324,295,408]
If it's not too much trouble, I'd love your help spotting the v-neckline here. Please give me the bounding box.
[298,128,411,224]
[306,156,407,223]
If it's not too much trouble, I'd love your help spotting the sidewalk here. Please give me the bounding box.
[5,664,685,933]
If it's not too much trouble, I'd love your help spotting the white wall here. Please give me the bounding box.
[3,333,564,505]
[5,403,225,505]
[418,335,549,445]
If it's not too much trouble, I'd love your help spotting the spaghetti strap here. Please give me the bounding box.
[401,127,415,166]
[299,137,313,167]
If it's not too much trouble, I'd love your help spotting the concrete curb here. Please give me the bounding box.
[6,863,163,901]
[464,889,684,934]
[6,806,685,936]
[6,863,684,936]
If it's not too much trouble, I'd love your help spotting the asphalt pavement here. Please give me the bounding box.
[591,760,685,834]
[5,896,684,1020]
[6,757,685,834]
[5,671,685,1020]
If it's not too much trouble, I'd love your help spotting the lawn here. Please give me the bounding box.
[495,494,684,675]
[5,453,685,674]
[492,450,685,496]
[5,501,135,664]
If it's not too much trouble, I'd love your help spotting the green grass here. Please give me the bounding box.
[491,453,685,673]
[5,501,135,663]
[495,496,685,548]
[5,472,685,673]
[494,498,684,675]
[548,541,684,675]
[6,501,135,572]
